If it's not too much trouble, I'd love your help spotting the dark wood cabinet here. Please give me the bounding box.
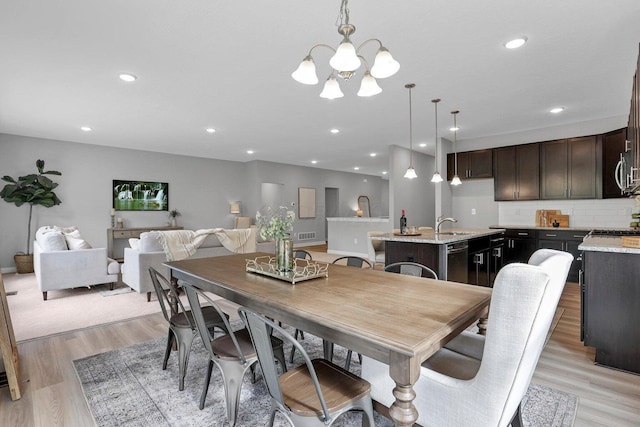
[602,128,628,198]
[493,143,540,201]
[384,241,441,278]
[447,149,493,181]
[503,228,538,264]
[540,136,599,199]
[537,229,589,282]
[582,250,640,374]
[467,237,490,287]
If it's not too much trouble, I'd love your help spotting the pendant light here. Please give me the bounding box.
[450,110,462,186]
[404,83,418,179]
[430,98,443,183]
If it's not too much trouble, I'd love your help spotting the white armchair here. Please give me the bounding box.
[361,249,573,427]
[366,231,386,267]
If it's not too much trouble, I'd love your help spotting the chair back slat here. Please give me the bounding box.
[331,256,373,270]
[384,261,438,279]
[148,267,175,324]
[182,283,250,364]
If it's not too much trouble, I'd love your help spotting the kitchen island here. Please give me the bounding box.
[578,234,640,374]
[373,228,504,284]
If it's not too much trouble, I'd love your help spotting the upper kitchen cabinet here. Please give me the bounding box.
[540,135,600,199]
[493,143,540,201]
[447,149,493,181]
[602,128,629,198]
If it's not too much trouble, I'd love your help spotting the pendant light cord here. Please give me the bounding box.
[409,87,413,167]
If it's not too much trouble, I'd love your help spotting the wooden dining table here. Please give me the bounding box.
[164,253,491,427]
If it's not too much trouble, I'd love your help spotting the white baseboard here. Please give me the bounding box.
[1,267,17,274]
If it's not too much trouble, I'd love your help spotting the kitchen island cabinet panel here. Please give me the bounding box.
[583,250,640,374]
[385,241,441,277]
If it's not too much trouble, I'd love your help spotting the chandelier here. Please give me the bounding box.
[291,0,400,99]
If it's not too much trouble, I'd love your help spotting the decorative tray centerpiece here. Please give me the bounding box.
[246,256,329,284]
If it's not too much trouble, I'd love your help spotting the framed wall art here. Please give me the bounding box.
[112,180,168,211]
[298,187,316,218]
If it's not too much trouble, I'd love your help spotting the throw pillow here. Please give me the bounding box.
[64,229,92,250]
[139,231,164,252]
[128,238,140,250]
[35,226,68,251]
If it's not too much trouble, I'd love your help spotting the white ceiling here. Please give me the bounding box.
[1,0,640,176]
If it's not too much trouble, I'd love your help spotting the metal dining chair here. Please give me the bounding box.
[331,256,374,269]
[384,261,438,279]
[148,267,229,391]
[294,249,313,260]
[182,282,287,426]
[288,249,313,362]
[239,307,375,427]
[327,256,374,370]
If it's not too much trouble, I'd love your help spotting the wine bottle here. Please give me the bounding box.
[400,210,407,234]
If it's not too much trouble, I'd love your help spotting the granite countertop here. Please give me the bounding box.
[326,217,390,222]
[579,236,640,254]
[372,228,505,245]
[491,224,638,232]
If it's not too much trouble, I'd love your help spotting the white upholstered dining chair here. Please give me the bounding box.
[361,249,573,427]
[366,231,386,268]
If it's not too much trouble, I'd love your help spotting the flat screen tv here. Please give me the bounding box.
[112,180,168,211]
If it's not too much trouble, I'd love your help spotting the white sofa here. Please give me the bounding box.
[122,227,275,300]
[34,226,120,300]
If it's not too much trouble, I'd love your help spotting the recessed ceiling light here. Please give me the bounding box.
[80,126,92,132]
[353,166,360,170]
[449,126,459,132]
[206,128,216,133]
[419,143,427,148]
[370,153,376,157]
[330,128,340,134]
[504,37,527,49]
[382,171,388,175]
[119,73,137,82]
[311,160,318,164]
[549,107,566,114]
[246,150,254,154]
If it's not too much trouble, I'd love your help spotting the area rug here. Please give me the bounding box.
[74,324,578,427]
[3,272,164,341]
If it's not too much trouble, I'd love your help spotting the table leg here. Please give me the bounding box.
[477,305,489,335]
[388,353,420,426]
[169,276,179,317]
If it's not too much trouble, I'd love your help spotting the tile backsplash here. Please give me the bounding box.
[498,198,638,228]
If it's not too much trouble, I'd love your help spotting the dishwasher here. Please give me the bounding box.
[446,241,469,283]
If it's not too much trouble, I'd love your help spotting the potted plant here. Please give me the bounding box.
[168,209,181,227]
[1,159,62,273]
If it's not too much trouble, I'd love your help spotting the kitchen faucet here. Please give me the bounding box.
[435,216,458,233]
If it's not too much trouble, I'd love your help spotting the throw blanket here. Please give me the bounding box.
[157,228,255,261]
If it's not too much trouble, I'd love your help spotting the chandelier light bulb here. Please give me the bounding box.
[371,47,400,78]
[330,39,361,72]
[404,166,418,179]
[291,56,319,85]
[357,72,382,97]
[319,75,344,99]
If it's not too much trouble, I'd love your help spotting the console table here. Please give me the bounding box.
[107,226,182,261]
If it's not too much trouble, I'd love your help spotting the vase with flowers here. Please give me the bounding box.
[168,209,181,227]
[256,205,296,272]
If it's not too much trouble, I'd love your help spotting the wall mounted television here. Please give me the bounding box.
[112,180,168,211]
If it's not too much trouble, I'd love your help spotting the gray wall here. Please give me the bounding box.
[389,145,436,230]
[0,133,388,270]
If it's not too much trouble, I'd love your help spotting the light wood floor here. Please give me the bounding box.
[1,254,639,426]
